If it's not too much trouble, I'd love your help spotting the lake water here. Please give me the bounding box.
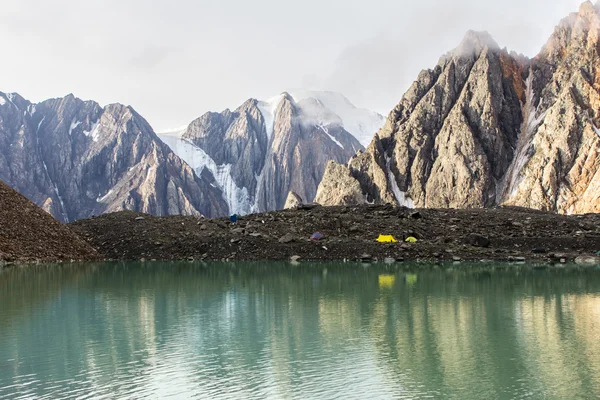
[1,262,600,399]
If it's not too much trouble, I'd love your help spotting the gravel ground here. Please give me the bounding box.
[69,205,600,264]
[0,181,98,263]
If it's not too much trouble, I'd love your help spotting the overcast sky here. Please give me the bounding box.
[0,0,585,132]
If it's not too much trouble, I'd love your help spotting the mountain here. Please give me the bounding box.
[0,92,228,222]
[286,90,385,146]
[159,91,368,214]
[316,2,600,215]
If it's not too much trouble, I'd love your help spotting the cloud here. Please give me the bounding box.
[0,0,587,132]
[318,0,583,114]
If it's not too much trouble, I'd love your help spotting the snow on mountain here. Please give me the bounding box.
[257,94,285,139]
[158,90,379,215]
[158,132,252,216]
[288,90,385,146]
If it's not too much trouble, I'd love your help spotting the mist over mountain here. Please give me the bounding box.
[317,2,600,214]
[159,91,371,215]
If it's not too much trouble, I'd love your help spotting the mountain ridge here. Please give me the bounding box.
[316,3,600,214]
[0,91,228,222]
[160,90,371,215]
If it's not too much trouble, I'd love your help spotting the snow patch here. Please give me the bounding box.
[257,94,284,139]
[69,120,81,136]
[36,116,46,133]
[318,124,344,149]
[251,170,265,214]
[159,134,252,215]
[0,96,5,106]
[2,93,17,109]
[42,161,68,222]
[385,154,414,208]
[500,70,547,201]
[84,120,101,142]
[97,190,113,203]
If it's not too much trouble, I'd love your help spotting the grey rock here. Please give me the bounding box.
[278,233,295,244]
[314,161,365,206]
[575,256,600,265]
[284,191,303,209]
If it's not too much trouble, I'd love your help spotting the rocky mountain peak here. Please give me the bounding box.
[0,92,228,222]
[578,0,599,17]
[0,92,29,110]
[162,90,366,215]
[455,30,500,56]
[539,1,600,62]
[316,4,600,215]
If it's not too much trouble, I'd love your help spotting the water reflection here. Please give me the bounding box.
[1,262,600,399]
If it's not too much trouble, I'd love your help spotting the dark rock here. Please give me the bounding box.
[465,234,491,248]
[360,254,373,262]
[299,203,321,211]
[410,212,422,219]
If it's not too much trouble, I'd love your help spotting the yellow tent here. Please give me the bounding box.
[379,274,396,289]
[377,235,398,243]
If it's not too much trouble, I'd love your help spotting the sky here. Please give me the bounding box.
[0,0,586,132]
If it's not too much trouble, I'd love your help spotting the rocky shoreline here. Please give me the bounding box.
[67,205,600,264]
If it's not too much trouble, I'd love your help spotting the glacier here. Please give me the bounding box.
[159,133,252,216]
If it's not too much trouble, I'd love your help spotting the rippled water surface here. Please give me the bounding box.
[2,262,600,399]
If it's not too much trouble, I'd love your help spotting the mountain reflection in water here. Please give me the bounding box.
[1,262,600,399]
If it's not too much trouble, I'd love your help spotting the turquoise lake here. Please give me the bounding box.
[1,262,600,399]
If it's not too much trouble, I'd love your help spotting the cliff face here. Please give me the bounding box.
[0,93,228,222]
[165,92,364,215]
[503,1,600,213]
[255,95,364,211]
[317,2,600,214]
